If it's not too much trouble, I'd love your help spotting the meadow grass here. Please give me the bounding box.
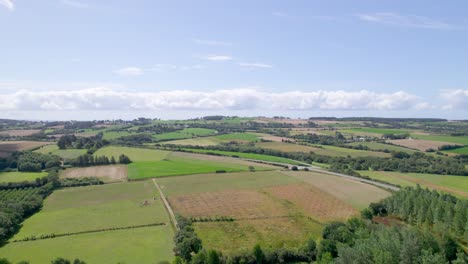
[215,132,260,142]
[183,148,303,165]
[127,156,259,179]
[94,146,169,162]
[34,144,88,160]
[446,146,468,155]
[344,128,410,135]
[12,181,168,239]
[346,142,417,154]
[162,136,222,146]
[0,225,174,263]
[410,134,468,145]
[158,171,300,197]
[0,171,47,183]
[358,170,468,198]
[153,128,217,141]
[101,131,134,140]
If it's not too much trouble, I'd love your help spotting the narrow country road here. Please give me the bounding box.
[152,179,179,230]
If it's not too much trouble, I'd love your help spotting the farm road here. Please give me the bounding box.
[152,179,179,230]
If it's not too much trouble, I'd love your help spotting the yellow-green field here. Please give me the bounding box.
[0,171,48,183]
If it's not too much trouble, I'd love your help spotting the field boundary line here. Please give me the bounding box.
[10,222,167,243]
[153,179,179,230]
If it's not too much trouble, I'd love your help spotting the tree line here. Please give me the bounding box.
[68,154,131,167]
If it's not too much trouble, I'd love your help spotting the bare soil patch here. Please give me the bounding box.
[266,184,357,222]
[0,141,52,153]
[169,189,288,219]
[387,139,460,151]
[0,130,41,137]
[61,165,128,182]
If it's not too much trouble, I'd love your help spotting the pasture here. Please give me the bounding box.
[94,146,169,162]
[446,146,468,155]
[410,134,468,145]
[0,129,42,137]
[1,180,175,263]
[0,141,52,154]
[60,165,128,182]
[0,171,47,183]
[35,144,88,160]
[162,137,222,146]
[343,128,410,135]
[387,139,460,151]
[358,171,468,198]
[153,128,217,141]
[346,142,417,154]
[215,132,260,142]
[183,148,303,165]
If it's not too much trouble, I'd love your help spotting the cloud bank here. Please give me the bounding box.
[440,89,468,110]
[0,88,426,112]
[0,0,14,11]
[356,12,457,30]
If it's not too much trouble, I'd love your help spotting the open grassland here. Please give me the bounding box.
[35,144,88,160]
[344,128,410,135]
[162,137,222,146]
[0,171,48,183]
[153,128,217,141]
[158,171,298,197]
[12,181,169,239]
[0,129,42,137]
[171,152,277,169]
[315,145,390,158]
[60,165,128,182]
[280,171,391,209]
[358,171,468,198]
[101,131,134,140]
[0,225,174,264]
[346,141,417,154]
[183,148,303,165]
[410,134,468,145]
[127,154,266,179]
[94,146,169,162]
[215,132,260,142]
[446,146,468,155]
[387,139,460,151]
[195,218,322,253]
[0,141,51,153]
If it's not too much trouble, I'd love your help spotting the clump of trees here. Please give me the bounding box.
[69,154,131,167]
[57,133,108,153]
[17,152,61,172]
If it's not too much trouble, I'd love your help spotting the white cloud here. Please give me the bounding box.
[0,0,14,11]
[356,12,458,30]
[62,0,89,8]
[0,88,426,112]
[200,55,233,62]
[192,39,232,46]
[440,89,468,110]
[148,64,205,72]
[115,67,144,76]
[239,63,273,69]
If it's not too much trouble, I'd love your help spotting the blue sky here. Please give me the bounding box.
[1,0,467,120]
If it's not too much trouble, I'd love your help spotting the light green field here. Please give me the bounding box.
[410,134,468,145]
[35,144,88,160]
[344,128,410,135]
[358,171,468,198]
[12,181,168,239]
[0,171,48,183]
[316,145,390,158]
[101,131,134,140]
[446,146,468,155]
[128,155,262,179]
[0,225,174,263]
[183,148,303,165]
[162,136,222,146]
[158,171,300,197]
[346,142,417,154]
[215,132,260,142]
[94,146,169,162]
[153,128,217,141]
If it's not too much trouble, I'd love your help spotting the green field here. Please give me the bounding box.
[411,134,468,145]
[446,146,468,155]
[346,142,417,154]
[101,131,134,140]
[0,225,174,263]
[94,146,169,162]
[344,128,410,135]
[12,181,168,239]
[315,145,390,158]
[158,171,300,197]
[215,132,260,142]
[183,148,303,165]
[128,155,265,179]
[359,170,468,197]
[153,128,217,141]
[35,144,88,160]
[0,171,48,183]
[0,181,174,263]
[162,136,222,146]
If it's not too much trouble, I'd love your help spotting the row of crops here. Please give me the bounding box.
[0,187,40,202]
